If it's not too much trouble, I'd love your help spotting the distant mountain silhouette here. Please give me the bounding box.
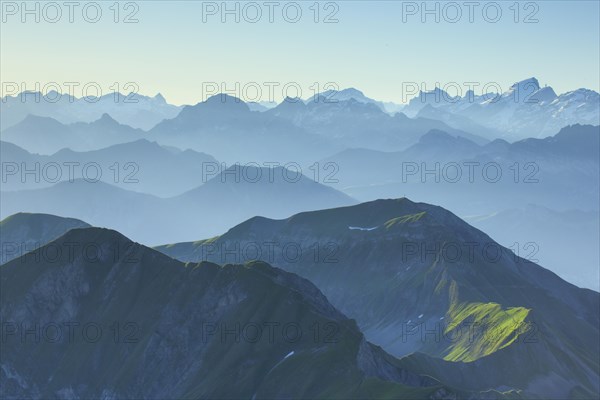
[403,78,600,140]
[1,139,217,197]
[0,212,90,263]
[0,91,181,130]
[1,114,144,154]
[1,166,356,244]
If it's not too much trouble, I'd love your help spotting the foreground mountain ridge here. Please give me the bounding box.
[0,226,516,399]
[156,198,600,399]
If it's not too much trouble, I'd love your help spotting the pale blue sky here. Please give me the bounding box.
[1,0,599,105]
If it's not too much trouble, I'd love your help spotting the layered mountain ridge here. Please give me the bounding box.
[156,198,600,399]
[0,225,506,399]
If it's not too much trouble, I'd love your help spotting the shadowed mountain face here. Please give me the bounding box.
[0,213,90,263]
[0,227,493,400]
[156,198,600,399]
[0,166,356,245]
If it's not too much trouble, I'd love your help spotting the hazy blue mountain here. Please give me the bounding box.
[166,165,357,241]
[0,91,181,130]
[147,93,488,164]
[416,104,505,139]
[403,78,599,140]
[0,213,90,263]
[382,102,406,114]
[306,87,406,115]
[149,94,336,164]
[319,125,599,289]
[1,139,218,197]
[1,166,356,245]
[465,205,600,291]
[0,179,166,244]
[5,80,596,143]
[322,124,599,213]
[2,91,494,163]
[402,87,491,118]
[319,129,492,197]
[0,140,36,163]
[247,101,278,111]
[2,226,492,399]
[306,87,388,111]
[507,122,600,159]
[246,101,269,111]
[266,95,489,149]
[156,198,600,399]
[0,114,144,154]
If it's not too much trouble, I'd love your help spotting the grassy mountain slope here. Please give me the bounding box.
[156,198,600,398]
[1,226,503,399]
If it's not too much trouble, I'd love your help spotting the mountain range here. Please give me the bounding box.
[318,124,600,289]
[5,206,599,398]
[0,166,356,245]
[2,93,485,163]
[156,198,600,399]
[2,225,491,399]
[3,78,597,148]
[0,91,181,131]
[146,94,337,164]
[3,122,597,288]
[402,78,599,140]
[0,114,144,154]
[1,77,599,399]
[146,93,487,164]
[0,139,217,197]
[321,124,599,214]
[263,94,488,149]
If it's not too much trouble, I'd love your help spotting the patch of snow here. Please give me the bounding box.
[348,226,378,231]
